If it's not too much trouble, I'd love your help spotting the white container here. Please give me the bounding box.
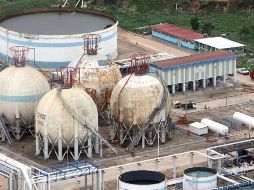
[0,66,50,125]
[183,167,217,190]
[201,118,228,135]
[233,112,254,129]
[189,122,208,136]
[118,170,167,190]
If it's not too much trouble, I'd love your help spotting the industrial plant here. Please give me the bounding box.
[0,1,254,190]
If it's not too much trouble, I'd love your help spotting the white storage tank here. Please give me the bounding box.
[233,112,254,129]
[0,63,50,140]
[201,118,228,135]
[110,74,171,126]
[189,122,208,136]
[35,87,98,160]
[118,170,167,190]
[70,53,122,111]
[110,73,172,148]
[183,167,217,190]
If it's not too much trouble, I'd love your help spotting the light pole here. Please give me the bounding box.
[226,79,228,107]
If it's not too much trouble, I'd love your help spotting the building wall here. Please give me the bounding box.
[0,22,118,70]
[150,56,236,91]
[152,30,195,50]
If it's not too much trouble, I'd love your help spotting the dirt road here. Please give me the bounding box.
[237,73,254,86]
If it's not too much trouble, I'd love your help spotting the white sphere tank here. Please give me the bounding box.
[233,112,254,129]
[35,87,98,146]
[183,167,217,190]
[110,74,171,126]
[0,66,50,125]
[201,118,228,135]
[118,170,167,190]
[69,54,122,110]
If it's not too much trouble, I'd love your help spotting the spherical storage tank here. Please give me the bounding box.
[110,74,171,126]
[0,8,118,70]
[0,65,50,126]
[118,170,167,190]
[70,54,121,110]
[183,167,217,190]
[35,88,98,146]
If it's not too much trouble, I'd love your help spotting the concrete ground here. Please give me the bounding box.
[117,28,190,59]
[0,175,8,190]
[0,29,254,190]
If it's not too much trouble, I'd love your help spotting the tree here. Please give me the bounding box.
[239,25,250,39]
[190,17,199,31]
[201,22,215,36]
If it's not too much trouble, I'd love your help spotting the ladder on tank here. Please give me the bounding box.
[56,87,118,155]
[0,115,13,144]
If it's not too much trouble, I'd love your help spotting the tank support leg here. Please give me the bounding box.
[88,135,92,158]
[95,136,100,154]
[100,139,103,157]
[120,125,123,145]
[35,133,40,155]
[161,122,166,143]
[43,135,49,160]
[16,123,21,141]
[58,137,63,161]
[142,133,145,149]
[1,129,6,142]
[74,137,79,161]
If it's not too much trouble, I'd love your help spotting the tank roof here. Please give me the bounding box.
[119,170,165,185]
[0,8,116,35]
[184,167,217,177]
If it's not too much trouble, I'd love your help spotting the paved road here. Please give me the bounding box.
[118,29,190,57]
[173,92,254,115]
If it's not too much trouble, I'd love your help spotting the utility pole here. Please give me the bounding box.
[226,79,228,107]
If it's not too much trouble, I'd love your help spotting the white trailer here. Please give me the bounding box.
[189,122,208,136]
[201,118,229,135]
[233,112,254,129]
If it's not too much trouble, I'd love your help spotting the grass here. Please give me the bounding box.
[90,4,254,51]
[0,1,254,51]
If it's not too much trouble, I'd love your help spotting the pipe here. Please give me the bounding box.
[0,153,32,190]
[217,174,240,185]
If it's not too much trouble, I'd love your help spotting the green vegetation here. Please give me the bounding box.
[0,0,254,51]
[91,4,254,51]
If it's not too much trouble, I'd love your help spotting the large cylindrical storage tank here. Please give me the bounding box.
[0,65,50,126]
[118,170,167,190]
[183,167,217,190]
[233,112,254,129]
[70,54,122,111]
[35,87,98,160]
[0,8,118,70]
[110,74,171,126]
[201,118,228,135]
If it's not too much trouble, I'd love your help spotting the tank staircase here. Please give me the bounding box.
[56,87,118,155]
[0,115,13,144]
[128,74,168,151]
